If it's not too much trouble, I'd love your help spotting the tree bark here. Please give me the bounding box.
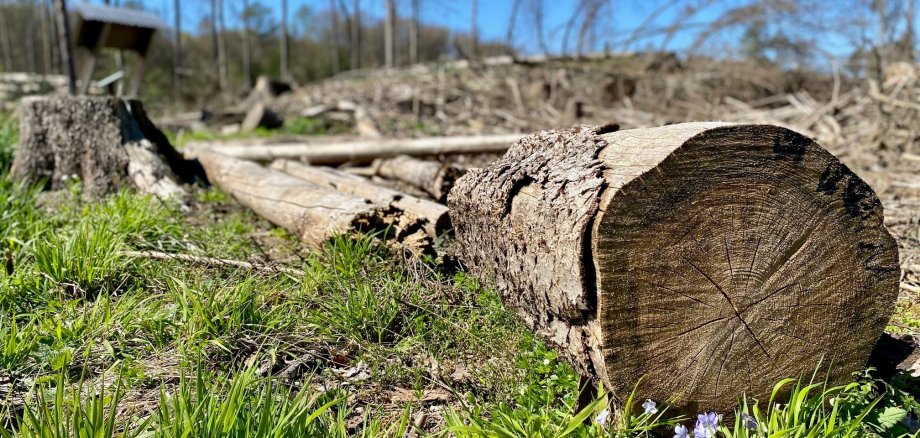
[371,155,465,202]
[196,151,430,250]
[241,0,252,89]
[11,96,200,199]
[184,133,523,163]
[448,123,900,413]
[271,159,449,238]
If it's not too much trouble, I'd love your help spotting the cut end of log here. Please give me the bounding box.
[449,123,899,413]
[594,124,898,411]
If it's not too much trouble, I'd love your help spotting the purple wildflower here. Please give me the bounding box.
[642,400,658,415]
[673,424,689,438]
[595,409,610,427]
[694,412,720,438]
[741,413,757,430]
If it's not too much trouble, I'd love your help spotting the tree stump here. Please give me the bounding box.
[10,96,200,199]
[448,122,899,413]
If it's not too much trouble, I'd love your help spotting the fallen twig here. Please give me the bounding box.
[120,250,305,276]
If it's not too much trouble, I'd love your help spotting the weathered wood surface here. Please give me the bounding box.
[197,150,430,251]
[184,133,524,164]
[369,155,465,202]
[448,122,900,413]
[11,96,198,199]
[270,159,449,238]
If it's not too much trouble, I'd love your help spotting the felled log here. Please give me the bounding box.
[184,133,524,164]
[196,151,430,251]
[448,122,899,413]
[369,155,465,202]
[241,103,284,132]
[11,96,200,199]
[270,159,449,238]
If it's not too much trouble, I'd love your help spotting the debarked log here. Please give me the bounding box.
[270,159,450,238]
[196,150,431,251]
[448,122,900,413]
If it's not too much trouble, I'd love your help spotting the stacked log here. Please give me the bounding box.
[448,122,899,413]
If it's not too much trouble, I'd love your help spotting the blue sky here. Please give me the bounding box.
[122,0,732,54]
[119,0,882,61]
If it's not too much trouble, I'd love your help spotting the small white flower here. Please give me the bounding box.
[542,358,550,365]
[642,399,658,415]
[595,409,611,426]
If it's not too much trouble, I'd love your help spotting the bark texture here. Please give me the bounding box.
[11,96,199,199]
[448,123,900,413]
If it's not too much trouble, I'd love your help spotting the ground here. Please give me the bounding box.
[2,56,920,436]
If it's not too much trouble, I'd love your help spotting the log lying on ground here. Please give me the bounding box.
[270,159,450,238]
[367,155,466,202]
[448,123,899,413]
[184,133,524,164]
[11,96,201,199]
[197,151,431,251]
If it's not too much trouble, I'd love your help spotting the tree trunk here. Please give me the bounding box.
[53,0,76,94]
[241,0,251,89]
[409,0,419,64]
[217,0,228,91]
[384,0,396,69]
[350,0,361,69]
[210,0,220,89]
[371,155,465,202]
[271,159,449,238]
[280,0,289,80]
[196,151,431,251]
[0,8,13,72]
[469,0,477,59]
[185,133,523,163]
[448,123,899,413]
[173,0,182,101]
[329,0,341,73]
[41,0,53,74]
[11,96,200,199]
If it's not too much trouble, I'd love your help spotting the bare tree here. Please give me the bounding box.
[384,0,395,68]
[210,0,220,89]
[329,0,340,73]
[173,0,182,100]
[470,0,477,58]
[350,0,360,69]
[506,0,523,51]
[217,0,228,90]
[409,0,419,64]
[41,0,54,73]
[0,7,12,71]
[280,0,289,80]
[241,0,252,88]
[54,0,76,94]
[529,0,549,55]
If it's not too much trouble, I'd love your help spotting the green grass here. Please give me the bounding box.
[0,114,918,436]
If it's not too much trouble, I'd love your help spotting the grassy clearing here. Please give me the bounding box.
[0,115,917,436]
